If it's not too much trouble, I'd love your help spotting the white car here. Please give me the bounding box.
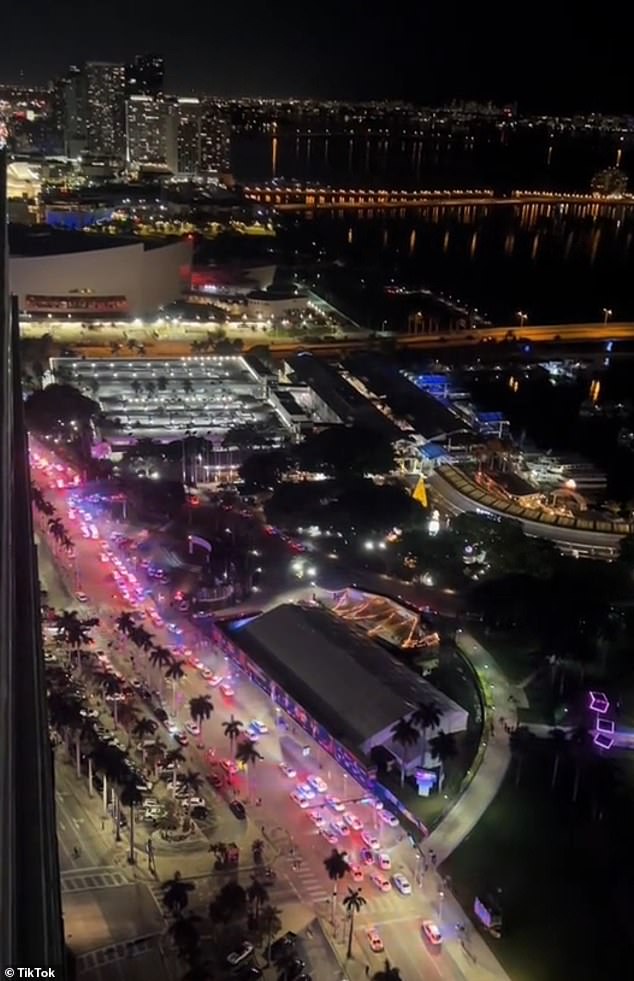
[207,674,223,687]
[76,591,89,604]
[249,719,269,734]
[379,809,399,827]
[200,668,213,680]
[325,795,345,812]
[367,927,384,953]
[421,920,443,947]
[377,852,391,870]
[350,864,364,882]
[392,873,411,895]
[219,683,234,697]
[361,832,380,850]
[226,941,254,966]
[279,762,297,779]
[320,827,339,845]
[185,722,200,736]
[308,809,326,829]
[333,820,350,837]
[290,791,310,809]
[306,774,328,794]
[343,812,364,831]
[370,873,391,893]
[297,783,315,800]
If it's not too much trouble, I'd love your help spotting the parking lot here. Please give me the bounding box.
[51,355,289,442]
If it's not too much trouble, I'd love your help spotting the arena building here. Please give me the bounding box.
[9,225,191,316]
[215,598,468,831]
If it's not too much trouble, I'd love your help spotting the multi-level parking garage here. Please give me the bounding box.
[52,355,291,444]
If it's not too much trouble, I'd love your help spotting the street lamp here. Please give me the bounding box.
[602,307,613,325]
[516,310,528,328]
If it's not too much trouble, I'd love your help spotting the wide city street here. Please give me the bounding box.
[33,441,509,981]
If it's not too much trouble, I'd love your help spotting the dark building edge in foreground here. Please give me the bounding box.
[1,147,67,971]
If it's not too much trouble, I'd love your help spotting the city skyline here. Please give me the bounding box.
[2,2,634,112]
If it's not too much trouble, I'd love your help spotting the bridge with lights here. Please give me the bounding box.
[243,183,634,212]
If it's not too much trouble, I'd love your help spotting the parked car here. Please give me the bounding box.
[226,941,254,967]
[230,800,246,820]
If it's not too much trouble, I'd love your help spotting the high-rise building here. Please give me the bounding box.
[175,98,230,175]
[0,144,67,974]
[125,53,165,98]
[52,65,87,157]
[85,61,125,157]
[200,101,231,173]
[176,97,202,174]
[125,95,178,172]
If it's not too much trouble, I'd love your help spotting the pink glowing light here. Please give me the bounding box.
[593,731,614,751]
[596,718,615,735]
[589,691,610,714]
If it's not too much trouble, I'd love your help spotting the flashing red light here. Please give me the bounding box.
[189,496,200,507]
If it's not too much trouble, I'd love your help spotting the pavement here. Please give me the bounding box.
[35,446,517,981]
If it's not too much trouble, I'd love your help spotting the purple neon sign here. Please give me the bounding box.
[588,690,615,750]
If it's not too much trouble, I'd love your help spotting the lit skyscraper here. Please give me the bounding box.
[175,98,231,175]
[125,53,165,98]
[125,95,178,172]
[85,61,125,157]
[52,65,87,157]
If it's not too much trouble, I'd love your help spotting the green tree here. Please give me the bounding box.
[343,887,367,959]
[428,730,458,778]
[222,715,243,754]
[390,716,419,786]
[189,695,214,740]
[165,659,186,716]
[235,737,263,800]
[410,701,442,765]
[177,769,203,798]
[323,848,349,926]
[119,780,144,865]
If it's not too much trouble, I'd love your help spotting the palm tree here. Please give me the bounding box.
[343,887,367,959]
[549,728,568,791]
[165,746,186,794]
[92,742,128,827]
[115,611,136,636]
[222,714,243,753]
[165,659,186,716]
[129,624,155,652]
[260,903,283,962]
[428,730,458,782]
[56,610,94,652]
[119,780,144,865]
[372,960,403,981]
[177,769,203,798]
[149,645,172,691]
[189,694,213,740]
[100,673,124,726]
[324,848,349,927]
[48,516,65,542]
[146,737,167,779]
[410,700,442,765]
[162,870,195,914]
[247,876,269,924]
[133,717,158,759]
[235,737,263,800]
[390,716,419,786]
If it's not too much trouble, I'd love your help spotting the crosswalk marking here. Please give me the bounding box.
[61,869,128,893]
[76,935,157,973]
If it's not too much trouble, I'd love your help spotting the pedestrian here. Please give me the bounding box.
[430,850,437,867]
[365,965,370,976]
[73,846,81,859]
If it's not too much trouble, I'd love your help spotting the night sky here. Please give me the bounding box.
[1,1,631,111]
